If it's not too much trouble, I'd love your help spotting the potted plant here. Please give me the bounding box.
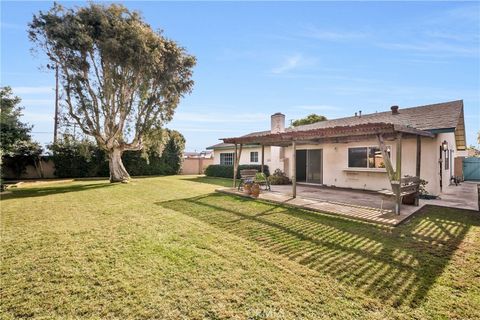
[243,181,253,195]
[251,182,260,198]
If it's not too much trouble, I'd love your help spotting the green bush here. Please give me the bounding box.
[205,165,233,178]
[205,164,270,179]
[268,169,290,185]
[49,130,185,178]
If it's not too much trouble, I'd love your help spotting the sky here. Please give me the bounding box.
[1,1,479,152]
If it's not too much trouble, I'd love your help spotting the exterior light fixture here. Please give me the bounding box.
[442,140,448,151]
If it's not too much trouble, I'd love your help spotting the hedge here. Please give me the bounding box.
[49,131,184,178]
[205,164,270,179]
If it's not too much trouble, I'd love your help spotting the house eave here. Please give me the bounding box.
[221,123,434,146]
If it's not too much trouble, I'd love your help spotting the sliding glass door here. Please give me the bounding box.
[296,149,323,184]
[307,149,322,184]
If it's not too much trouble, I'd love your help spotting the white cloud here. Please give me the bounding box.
[301,27,368,41]
[12,86,54,95]
[271,54,318,74]
[378,41,478,57]
[21,99,55,107]
[21,111,53,123]
[175,112,269,123]
[170,127,244,133]
[293,105,342,111]
[271,54,304,74]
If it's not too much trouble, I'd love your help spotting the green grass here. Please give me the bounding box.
[1,175,479,319]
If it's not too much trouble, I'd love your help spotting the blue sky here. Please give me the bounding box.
[1,1,479,151]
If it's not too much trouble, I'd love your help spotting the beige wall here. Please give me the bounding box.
[213,132,458,196]
[181,158,213,175]
[212,146,285,173]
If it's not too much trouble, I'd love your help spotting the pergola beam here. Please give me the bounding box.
[292,140,297,198]
[221,122,434,146]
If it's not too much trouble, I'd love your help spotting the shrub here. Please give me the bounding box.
[2,140,43,179]
[48,131,185,178]
[205,165,233,178]
[205,164,270,178]
[268,169,290,185]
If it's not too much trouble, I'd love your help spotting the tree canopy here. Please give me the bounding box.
[0,87,32,155]
[291,114,327,127]
[0,86,43,178]
[29,3,195,182]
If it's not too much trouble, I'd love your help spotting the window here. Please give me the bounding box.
[348,146,390,168]
[250,151,259,163]
[220,153,234,165]
[445,149,449,170]
[348,147,368,168]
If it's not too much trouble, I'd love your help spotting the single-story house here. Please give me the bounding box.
[207,100,467,202]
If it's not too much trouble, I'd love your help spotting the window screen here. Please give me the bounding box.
[220,153,234,165]
[250,151,258,163]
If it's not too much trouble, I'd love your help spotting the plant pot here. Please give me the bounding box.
[251,183,260,198]
[402,193,416,205]
[244,183,252,195]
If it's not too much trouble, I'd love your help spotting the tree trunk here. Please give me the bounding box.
[108,149,130,183]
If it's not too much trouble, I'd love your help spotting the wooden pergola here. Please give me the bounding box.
[221,122,435,214]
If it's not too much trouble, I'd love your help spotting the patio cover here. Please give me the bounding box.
[220,122,435,215]
[221,122,434,146]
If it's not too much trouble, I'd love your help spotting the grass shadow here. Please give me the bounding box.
[180,176,232,188]
[157,193,479,308]
[0,182,114,201]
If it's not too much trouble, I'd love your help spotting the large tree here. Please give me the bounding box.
[0,86,43,178]
[291,114,327,127]
[29,3,195,182]
[0,87,32,155]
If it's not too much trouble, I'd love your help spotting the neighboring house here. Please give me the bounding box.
[183,151,213,159]
[207,100,467,196]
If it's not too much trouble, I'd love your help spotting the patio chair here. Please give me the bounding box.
[254,172,271,191]
[238,169,258,191]
[378,176,420,214]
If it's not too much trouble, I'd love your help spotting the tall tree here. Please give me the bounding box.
[0,87,32,155]
[29,3,195,182]
[291,114,327,127]
[0,86,43,178]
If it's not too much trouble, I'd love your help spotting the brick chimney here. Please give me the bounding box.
[271,112,285,133]
[391,105,399,115]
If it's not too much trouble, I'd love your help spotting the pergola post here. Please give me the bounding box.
[292,140,297,198]
[394,133,403,214]
[377,133,403,215]
[415,135,421,206]
[233,144,237,188]
[233,144,243,189]
[261,144,265,173]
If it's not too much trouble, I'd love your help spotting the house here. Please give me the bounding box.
[183,151,213,159]
[207,100,467,198]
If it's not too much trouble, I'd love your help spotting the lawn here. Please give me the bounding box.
[1,175,479,319]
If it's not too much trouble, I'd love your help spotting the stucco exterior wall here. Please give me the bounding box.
[212,132,458,196]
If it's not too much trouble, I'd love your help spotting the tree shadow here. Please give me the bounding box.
[0,182,114,201]
[157,193,479,307]
[180,176,232,188]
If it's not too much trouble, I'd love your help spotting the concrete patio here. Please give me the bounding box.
[217,181,478,226]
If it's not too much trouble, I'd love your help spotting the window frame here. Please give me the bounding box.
[219,152,234,166]
[348,146,391,169]
[250,151,259,163]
